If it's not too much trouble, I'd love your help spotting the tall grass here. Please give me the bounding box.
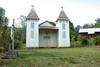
[0,47,100,67]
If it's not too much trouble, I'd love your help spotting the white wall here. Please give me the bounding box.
[56,21,70,47]
[26,20,39,48]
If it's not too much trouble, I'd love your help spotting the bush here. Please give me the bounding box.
[93,35,100,45]
[71,41,81,47]
[0,46,4,52]
[14,39,23,49]
[88,38,94,45]
[80,37,89,45]
[0,26,11,51]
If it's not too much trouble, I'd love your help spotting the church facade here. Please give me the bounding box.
[26,7,70,48]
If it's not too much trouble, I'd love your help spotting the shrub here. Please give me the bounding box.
[0,26,11,51]
[88,38,94,45]
[0,46,4,52]
[93,35,100,45]
[71,41,81,47]
[14,39,23,49]
[80,37,89,45]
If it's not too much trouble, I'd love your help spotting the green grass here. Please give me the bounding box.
[0,46,100,67]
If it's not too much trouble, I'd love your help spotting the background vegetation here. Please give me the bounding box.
[14,27,26,49]
[0,7,11,52]
[70,18,100,46]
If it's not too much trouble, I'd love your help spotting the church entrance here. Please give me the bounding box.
[39,29,58,47]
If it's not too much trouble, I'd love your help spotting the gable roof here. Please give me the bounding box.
[79,28,100,34]
[56,8,69,21]
[39,21,58,30]
[39,20,56,26]
[27,7,39,20]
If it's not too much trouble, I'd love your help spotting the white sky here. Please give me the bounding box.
[0,0,100,26]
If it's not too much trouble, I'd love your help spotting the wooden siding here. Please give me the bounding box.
[39,29,58,47]
[80,32,100,39]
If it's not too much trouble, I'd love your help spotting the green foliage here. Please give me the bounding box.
[83,18,100,28]
[21,44,26,49]
[14,39,23,49]
[69,22,82,42]
[18,15,26,27]
[0,7,5,17]
[93,35,100,45]
[69,21,77,41]
[71,41,81,47]
[80,37,89,45]
[0,46,4,52]
[83,23,94,28]
[0,7,5,12]
[14,27,26,49]
[0,7,10,52]
[88,38,94,45]
[95,18,100,28]
[73,25,81,41]
[0,26,11,51]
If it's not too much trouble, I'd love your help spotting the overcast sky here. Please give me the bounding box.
[0,0,100,26]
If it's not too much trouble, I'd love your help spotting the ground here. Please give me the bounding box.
[0,46,100,67]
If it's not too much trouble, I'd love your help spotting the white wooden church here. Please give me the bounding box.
[26,6,70,48]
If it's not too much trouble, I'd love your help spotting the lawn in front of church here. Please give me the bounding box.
[0,46,100,67]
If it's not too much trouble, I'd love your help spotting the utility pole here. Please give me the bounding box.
[12,19,15,50]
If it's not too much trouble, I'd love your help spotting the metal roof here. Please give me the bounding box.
[79,28,100,34]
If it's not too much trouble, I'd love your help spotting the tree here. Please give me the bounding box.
[14,27,26,49]
[69,21,76,41]
[0,7,5,17]
[82,18,100,28]
[0,7,5,28]
[83,23,94,28]
[17,15,26,27]
[0,7,10,52]
[13,15,26,49]
[74,25,82,41]
[95,18,100,28]
[0,26,11,51]
[69,21,82,41]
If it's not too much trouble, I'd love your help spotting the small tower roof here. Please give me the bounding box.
[27,5,40,20]
[56,6,69,21]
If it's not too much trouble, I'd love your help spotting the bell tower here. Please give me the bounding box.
[26,5,40,48]
[56,6,70,47]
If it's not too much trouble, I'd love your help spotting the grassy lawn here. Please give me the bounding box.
[0,46,100,67]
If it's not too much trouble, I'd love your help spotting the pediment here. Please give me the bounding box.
[39,21,55,27]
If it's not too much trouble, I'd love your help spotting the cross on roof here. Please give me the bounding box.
[31,5,34,8]
[61,6,63,11]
